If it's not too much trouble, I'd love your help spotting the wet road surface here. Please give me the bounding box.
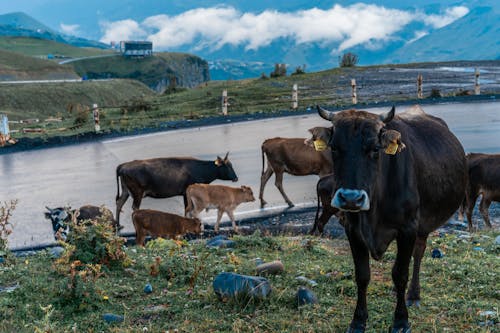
[1,102,499,249]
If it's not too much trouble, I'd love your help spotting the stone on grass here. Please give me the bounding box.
[495,235,500,245]
[213,272,271,300]
[0,257,4,264]
[206,235,235,248]
[144,283,153,294]
[431,248,443,258]
[49,246,65,259]
[103,313,124,323]
[296,287,318,306]
[295,276,318,287]
[256,260,284,276]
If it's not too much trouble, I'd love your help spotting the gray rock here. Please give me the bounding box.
[144,283,153,294]
[295,276,318,287]
[206,235,235,248]
[213,272,271,300]
[495,235,500,245]
[256,260,284,276]
[103,313,124,323]
[49,246,65,258]
[296,287,318,306]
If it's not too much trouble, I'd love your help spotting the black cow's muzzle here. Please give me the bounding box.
[332,188,370,212]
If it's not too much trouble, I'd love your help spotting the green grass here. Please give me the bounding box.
[0,36,113,58]
[0,230,498,332]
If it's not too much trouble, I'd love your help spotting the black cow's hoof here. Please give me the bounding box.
[346,323,365,333]
[406,299,420,307]
[391,321,411,333]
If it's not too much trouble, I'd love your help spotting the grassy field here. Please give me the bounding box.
[0,228,498,332]
[0,36,113,59]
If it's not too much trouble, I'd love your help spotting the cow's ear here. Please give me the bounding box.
[380,106,395,124]
[307,126,332,151]
[380,129,406,155]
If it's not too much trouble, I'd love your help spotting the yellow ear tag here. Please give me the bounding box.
[214,160,220,166]
[385,142,398,155]
[313,139,327,151]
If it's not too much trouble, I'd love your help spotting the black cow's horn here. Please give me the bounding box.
[224,151,229,160]
[45,206,54,212]
[317,105,335,121]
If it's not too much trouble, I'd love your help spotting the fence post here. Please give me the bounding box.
[351,79,357,105]
[222,90,229,116]
[0,115,9,137]
[474,68,480,95]
[292,83,298,110]
[92,103,100,132]
[417,74,423,99]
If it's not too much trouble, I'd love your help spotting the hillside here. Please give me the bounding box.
[0,48,79,80]
[69,52,210,91]
[0,36,114,59]
[0,79,155,120]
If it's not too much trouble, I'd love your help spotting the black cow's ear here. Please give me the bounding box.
[380,106,395,123]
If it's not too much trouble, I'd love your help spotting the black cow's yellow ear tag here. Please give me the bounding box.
[313,139,327,151]
[214,159,221,166]
[385,142,398,155]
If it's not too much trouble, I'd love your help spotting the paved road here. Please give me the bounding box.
[1,102,499,249]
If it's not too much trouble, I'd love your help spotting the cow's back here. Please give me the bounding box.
[391,108,466,232]
[262,138,331,175]
[467,153,500,191]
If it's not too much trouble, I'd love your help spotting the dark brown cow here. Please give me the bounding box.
[132,209,202,246]
[315,105,466,332]
[463,153,500,230]
[186,184,255,232]
[309,174,342,235]
[45,205,117,240]
[115,153,238,226]
[259,135,332,208]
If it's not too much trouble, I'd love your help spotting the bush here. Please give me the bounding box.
[0,200,17,257]
[339,52,358,67]
[291,65,306,75]
[270,63,287,78]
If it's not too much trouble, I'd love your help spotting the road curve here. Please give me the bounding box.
[1,101,499,249]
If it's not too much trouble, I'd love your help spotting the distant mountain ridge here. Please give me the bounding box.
[0,12,109,49]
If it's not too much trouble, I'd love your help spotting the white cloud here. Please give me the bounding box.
[420,6,469,29]
[99,19,147,43]
[60,23,80,35]
[99,4,468,53]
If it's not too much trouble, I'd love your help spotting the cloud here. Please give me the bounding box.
[60,23,80,35]
[99,4,468,53]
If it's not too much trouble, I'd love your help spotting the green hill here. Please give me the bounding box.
[69,52,210,91]
[0,36,114,59]
[0,48,78,80]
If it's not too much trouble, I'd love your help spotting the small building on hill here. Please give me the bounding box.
[120,41,153,57]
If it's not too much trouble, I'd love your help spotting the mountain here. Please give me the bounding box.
[0,12,109,49]
[384,6,500,63]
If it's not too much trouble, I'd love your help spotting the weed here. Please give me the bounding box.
[0,199,17,257]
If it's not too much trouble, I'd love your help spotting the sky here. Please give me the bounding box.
[0,1,472,53]
[97,4,469,52]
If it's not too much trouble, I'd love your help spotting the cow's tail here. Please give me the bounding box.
[313,181,321,228]
[261,143,266,177]
[115,165,122,201]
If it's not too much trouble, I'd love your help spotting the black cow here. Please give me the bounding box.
[309,174,342,235]
[45,205,116,240]
[463,153,500,230]
[315,105,466,332]
[115,153,238,226]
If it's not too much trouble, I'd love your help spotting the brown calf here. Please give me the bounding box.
[309,174,342,235]
[186,184,255,232]
[260,134,332,208]
[464,153,500,230]
[132,209,202,246]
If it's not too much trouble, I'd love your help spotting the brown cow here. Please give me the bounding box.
[463,153,500,230]
[316,105,466,332]
[186,184,255,232]
[131,209,202,246]
[259,134,332,208]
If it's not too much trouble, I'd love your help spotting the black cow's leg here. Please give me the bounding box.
[115,190,130,226]
[346,231,370,333]
[479,197,492,228]
[259,167,274,208]
[392,232,415,332]
[131,191,143,211]
[465,191,479,232]
[406,234,426,307]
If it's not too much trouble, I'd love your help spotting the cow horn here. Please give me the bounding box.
[380,105,395,123]
[317,105,335,121]
[224,152,229,160]
[45,206,54,213]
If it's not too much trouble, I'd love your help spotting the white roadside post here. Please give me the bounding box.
[474,68,480,95]
[222,90,229,116]
[92,103,100,132]
[351,79,357,105]
[292,83,298,110]
[417,74,423,99]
